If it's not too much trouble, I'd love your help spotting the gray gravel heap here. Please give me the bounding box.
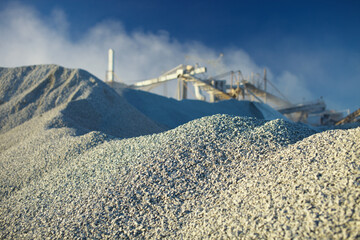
[181,126,360,239]
[0,64,164,214]
[0,65,164,137]
[0,65,359,239]
[1,113,359,239]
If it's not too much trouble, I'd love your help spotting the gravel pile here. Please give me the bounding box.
[2,114,359,239]
[0,65,164,137]
[0,109,111,202]
[0,65,359,239]
[181,126,360,239]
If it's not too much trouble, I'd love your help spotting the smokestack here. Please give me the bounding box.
[107,49,114,82]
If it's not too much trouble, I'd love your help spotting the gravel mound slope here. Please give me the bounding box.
[1,113,359,239]
[0,64,163,214]
[0,65,164,137]
[181,126,360,239]
[0,108,111,202]
[0,65,359,239]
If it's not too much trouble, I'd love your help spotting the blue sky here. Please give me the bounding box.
[0,0,359,112]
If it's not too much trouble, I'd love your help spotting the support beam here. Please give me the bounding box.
[182,79,187,100]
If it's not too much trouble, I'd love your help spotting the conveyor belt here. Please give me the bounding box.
[335,108,360,125]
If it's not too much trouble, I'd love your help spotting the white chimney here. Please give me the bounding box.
[107,49,114,82]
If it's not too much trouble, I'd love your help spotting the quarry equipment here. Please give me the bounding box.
[129,64,343,125]
[335,108,360,125]
[129,64,207,99]
[104,49,344,126]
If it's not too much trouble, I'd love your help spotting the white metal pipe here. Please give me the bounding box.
[107,49,114,82]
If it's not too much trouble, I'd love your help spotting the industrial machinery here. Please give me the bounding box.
[335,108,360,125]
[104,49,345,126]
[129,64,339,124]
